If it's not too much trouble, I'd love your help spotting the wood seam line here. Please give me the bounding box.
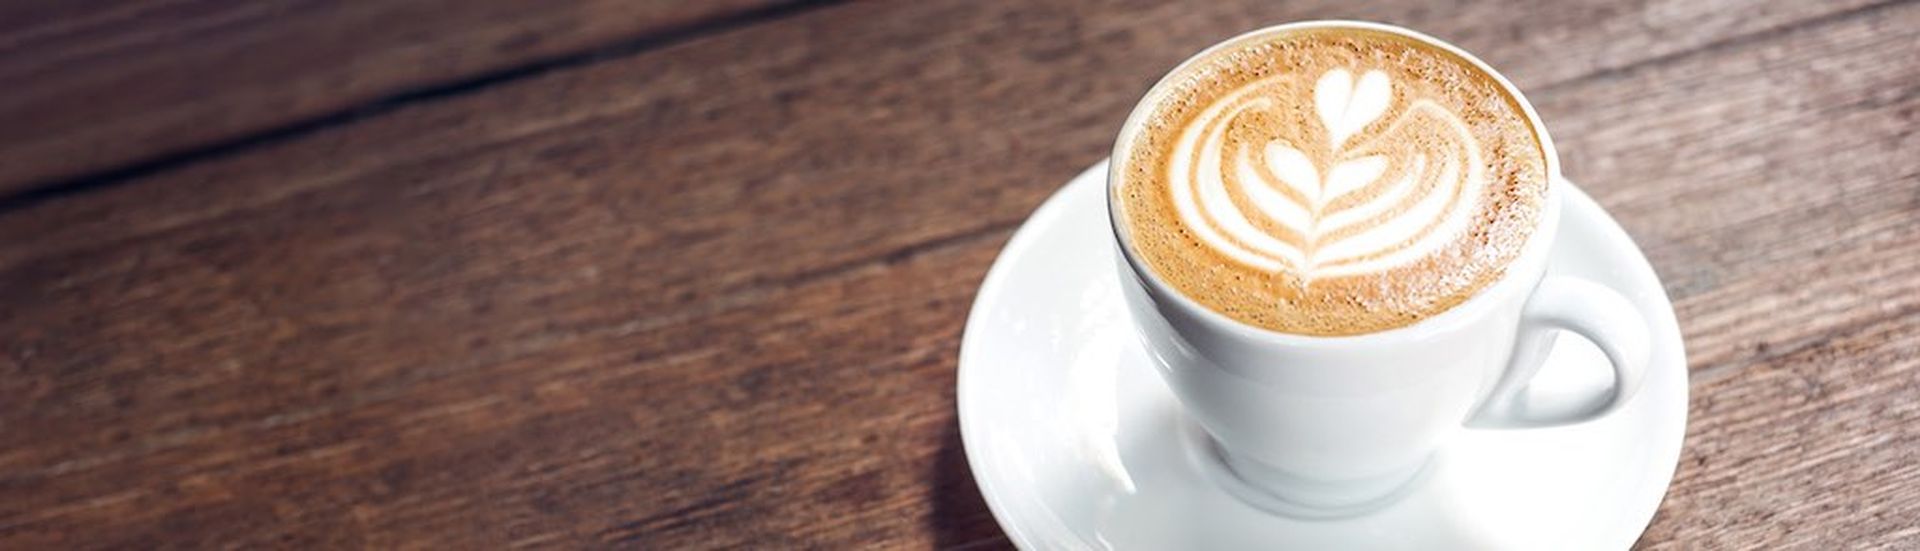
[1534,0,1917,94]
[0,0,855,214]
[636,219,1024,335]
[1688,300,1920,386]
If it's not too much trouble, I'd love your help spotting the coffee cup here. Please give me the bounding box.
[1107,20,1651,516]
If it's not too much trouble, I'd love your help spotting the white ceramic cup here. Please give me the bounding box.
[1106,21,1651,516]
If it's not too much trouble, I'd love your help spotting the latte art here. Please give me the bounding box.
[1116,28,1550,335]
[1169,68,1484,280]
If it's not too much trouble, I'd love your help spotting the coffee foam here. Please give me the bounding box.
[1117,28,1548,336]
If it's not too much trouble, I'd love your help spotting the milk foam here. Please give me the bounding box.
[1116,27,1549,335]
[1167,68,1484,281]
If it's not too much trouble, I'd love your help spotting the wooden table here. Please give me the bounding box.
[1,0,1915,548]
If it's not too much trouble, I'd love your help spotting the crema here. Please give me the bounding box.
[1115,28,1549,335]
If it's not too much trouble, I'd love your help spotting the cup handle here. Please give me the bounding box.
[1466,276,1651,429]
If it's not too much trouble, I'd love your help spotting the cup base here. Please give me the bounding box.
[1184,421,1435,519]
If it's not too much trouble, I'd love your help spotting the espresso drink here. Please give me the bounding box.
[1115,27,1549,336]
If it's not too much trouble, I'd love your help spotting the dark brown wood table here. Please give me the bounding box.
[2,0,1915,548]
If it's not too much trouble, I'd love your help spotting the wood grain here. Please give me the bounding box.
[0,0,804,196]
[0,0,1916,548]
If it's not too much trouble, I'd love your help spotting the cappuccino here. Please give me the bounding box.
[1115,27,1549,336]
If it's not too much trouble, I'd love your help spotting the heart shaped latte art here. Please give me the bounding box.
[1166,67,1484,280]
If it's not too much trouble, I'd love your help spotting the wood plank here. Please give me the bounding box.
[0,0,1892,315]
[1640,311,1920,548]
[0,0,805,195]
[1526,2,1920,377]
[0,0,1914,547]
[1531,7,1920,546]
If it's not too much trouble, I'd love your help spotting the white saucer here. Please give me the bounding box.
[956,161,1687,550]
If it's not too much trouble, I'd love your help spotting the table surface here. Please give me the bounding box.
[1,0,1915,548]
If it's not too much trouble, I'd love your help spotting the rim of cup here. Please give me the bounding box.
[1105,20,1564,347]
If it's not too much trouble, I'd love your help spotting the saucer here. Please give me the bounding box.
[955,161,1687,550]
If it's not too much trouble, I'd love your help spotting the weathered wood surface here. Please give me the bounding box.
[0,0,1915,548]
[0,0,801,196]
